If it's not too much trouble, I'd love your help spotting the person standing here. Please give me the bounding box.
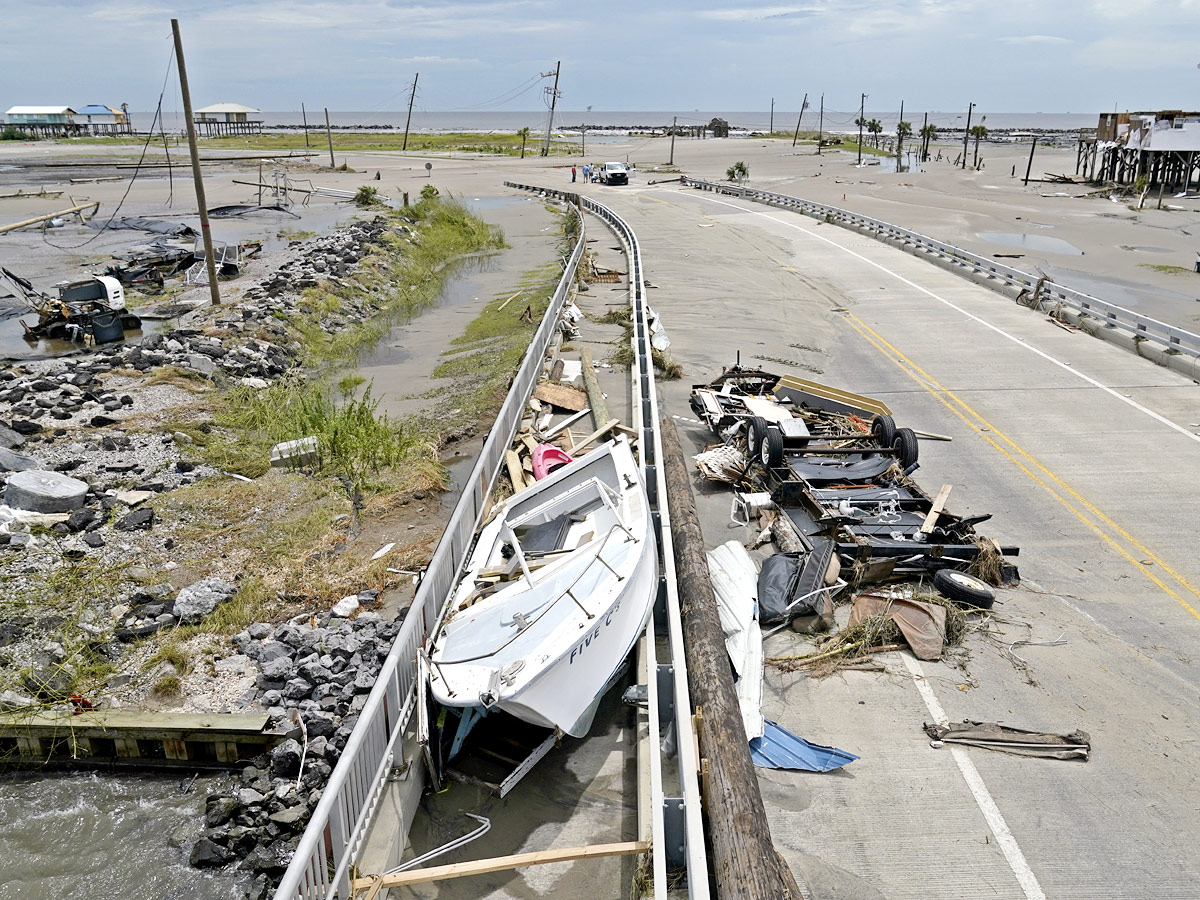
[571,166,577,182]
[582,163,589,181]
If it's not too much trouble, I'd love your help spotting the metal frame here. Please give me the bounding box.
[273,204,586,900]
[683,178,1200,362]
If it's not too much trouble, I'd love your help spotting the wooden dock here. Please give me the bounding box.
[0,709,294,770]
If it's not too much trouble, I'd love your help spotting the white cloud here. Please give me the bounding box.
[699,5,820,21]
[997,34,1072,44]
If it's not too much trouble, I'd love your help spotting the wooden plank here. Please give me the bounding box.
[920,484,953,534]
[519,434,539,456]
[533,382,588,413]
[567,418,620,455]
[505,449,527,493]
[352,841,650,893]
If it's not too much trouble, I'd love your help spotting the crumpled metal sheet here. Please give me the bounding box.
[925,720,1091,761]
[750,719,859,772]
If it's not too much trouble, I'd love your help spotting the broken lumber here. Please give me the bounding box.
[567,418,620,455]
[661,416,802,900]
[0,201,99,234]
[533,382,588,412]
[920,484,953,534]
[505,449,528,493]
[497,289,525,311]
[579,346,609,430]
[351,841,650,894]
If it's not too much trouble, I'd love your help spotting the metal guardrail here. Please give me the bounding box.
[274,205,586,900]
[505,182,711,900]
[683,178,1200,362]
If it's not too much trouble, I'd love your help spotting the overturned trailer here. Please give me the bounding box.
[691,363,1019,600]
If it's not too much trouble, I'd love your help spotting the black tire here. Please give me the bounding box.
[747,416,768,457]
[933,568,996,609]
[893,427,919,468]
[760,425,784,468]
[871,413,897,447]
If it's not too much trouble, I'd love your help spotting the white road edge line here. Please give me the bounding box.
[901,654,1047,900]
[667,190,1200,447]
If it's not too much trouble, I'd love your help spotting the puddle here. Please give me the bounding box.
[465,195,530,212]
[977,232,1084,255]
[856,152,923,174]
[1120,245,1176,253]
[0,306,161,362]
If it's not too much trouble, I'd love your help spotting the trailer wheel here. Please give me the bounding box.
[933,568,996,609]
[747,416,768,458]
[893,427,919,468]
[871,413,897,447]
[760,425,784,468]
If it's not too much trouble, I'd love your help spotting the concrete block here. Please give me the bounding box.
[270,436,319,468]
[5,470,89,513]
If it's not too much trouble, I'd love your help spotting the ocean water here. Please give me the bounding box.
[136,109,1098,135]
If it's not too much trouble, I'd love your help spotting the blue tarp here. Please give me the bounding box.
[749,719,859,772]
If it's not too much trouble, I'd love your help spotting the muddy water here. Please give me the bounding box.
[348,193,559,422]
[0,772,244,900]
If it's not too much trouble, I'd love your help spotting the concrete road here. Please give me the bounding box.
[585,182,1200,899]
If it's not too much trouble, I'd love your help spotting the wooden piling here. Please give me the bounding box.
[661,417,804,900]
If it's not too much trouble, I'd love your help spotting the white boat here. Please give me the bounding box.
[428,437,656,738]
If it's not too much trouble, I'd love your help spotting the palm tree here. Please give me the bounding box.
[868,119,883,148]
[897,120,912,158]
[919,123,938,161]
[970,124,988,168]
[517,126,530,159]
[726,160,749,185]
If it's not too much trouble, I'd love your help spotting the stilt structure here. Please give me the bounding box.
[1077,110,1200,191]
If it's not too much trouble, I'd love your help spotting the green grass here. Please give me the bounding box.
[1141,264,1196,275]
[63,131,583,157]
[289,197,505,366]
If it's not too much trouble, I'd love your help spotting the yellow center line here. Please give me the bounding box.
[843,311,1200,623]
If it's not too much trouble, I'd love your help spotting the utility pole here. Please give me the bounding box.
[770,97,774,134]
[170,18,220,306]
[921,111,928,160]
[858,93,866,166]
[896,100,904,161]
[402,73,418,151]
[669,115,677,166]
[324,107,335,168]
[791,93,808,148]
[541,61,561,157]
[817,94,824,154]
[962,102,975,169]
[1023,136,1038,186]
[301,103,310,149]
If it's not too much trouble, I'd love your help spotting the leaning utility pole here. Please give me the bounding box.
[669,115,677,166]
[962,102,975,169]
[402,73,418,151]
[896,100,905,160]
[301,102,310,149]
[170,18,220,306]
[817,94,824,154]
[769,97,774,134]
[324,107,335,168]
[791,92,808,147]
[921,111,928,160]
[858,93,867,166]
[541,61,561,157]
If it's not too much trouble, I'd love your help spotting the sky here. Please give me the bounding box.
[2,0,1199,119]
